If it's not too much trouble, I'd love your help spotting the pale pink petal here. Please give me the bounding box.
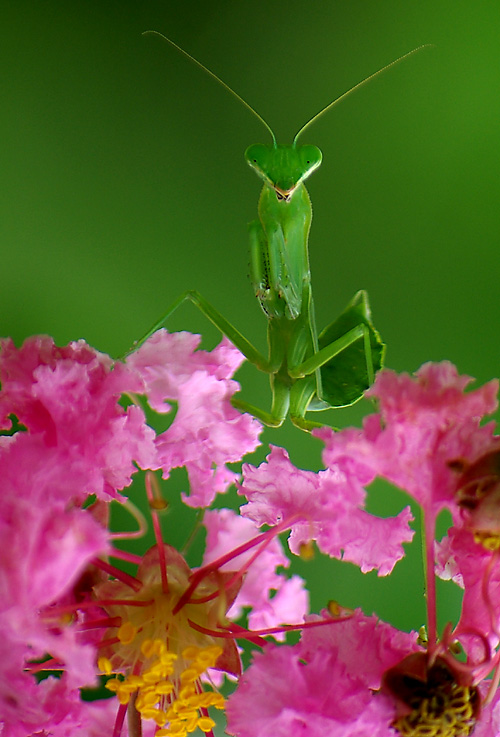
[439,527,500,657]
[227,611,420,737]
[126,330,262,507]
[239,446,413,575]
[126,330,245,411]
[157,372,261,507]
[0,336,157,502]
[317,363,499,516]
[474,687,500,737]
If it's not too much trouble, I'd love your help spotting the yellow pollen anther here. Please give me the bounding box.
[117,689,131,705]
[181,646,201,661]
[156,680,174,694]
[143,668,163,684]
[197,645,223,668]
[152,638,167,656]
[141,638,156,658]
[180,667,201,684]
[161,650,178,664]
[97,656,113,675]
[198,716,216,732]
[60,611,74,626]
[473,530,500,551]
[104,677,121,693]
[117,621,138,644]
[153,710,168,727]
[179,684,196,700]
[126,674,145,688]
[299,540,315,560]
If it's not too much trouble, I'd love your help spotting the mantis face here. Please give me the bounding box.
[245,144,322,201]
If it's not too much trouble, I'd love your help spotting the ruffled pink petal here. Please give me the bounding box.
[157,373,261,507]
[240,446,413,575]
[0,336,157,502]
[126,330,262,507]
[317,363,499,516]
[226,611,420,737]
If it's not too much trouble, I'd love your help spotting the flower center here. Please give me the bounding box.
[387,658,479,737]
[93,544,236,736]
[101,641,224,735]
[453,450,500,550]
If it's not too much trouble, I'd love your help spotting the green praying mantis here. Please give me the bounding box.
[137,33,429,431]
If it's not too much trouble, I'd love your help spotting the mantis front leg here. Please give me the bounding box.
[131,290,276,373]
[129,289,291,427]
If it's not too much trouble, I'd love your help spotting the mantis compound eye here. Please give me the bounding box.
[244,143,271,171]
[297,145,322,176]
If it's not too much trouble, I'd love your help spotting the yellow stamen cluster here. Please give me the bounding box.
[393,682,479,737]
[101,637,225,736]
[473,529,500,551]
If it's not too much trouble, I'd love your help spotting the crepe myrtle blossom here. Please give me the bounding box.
[0,472,314,736]
[126,330,262,508]
[0,335,150,729]
[436,449,500,656]
[0,336,158,503]
[0,331,262,736]
[239,444,414,576]
[316,362,499,520]
[315,362,500,645]
[226,609,500,737]
[53,476,326,737]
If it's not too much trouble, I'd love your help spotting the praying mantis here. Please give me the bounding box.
[138,33,429,431]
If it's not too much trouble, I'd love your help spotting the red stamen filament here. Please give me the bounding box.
[108,548,143,565]
[146,471,168,594]
[92,558,143,592]
[188,610,353,642]
[174,517,298,614]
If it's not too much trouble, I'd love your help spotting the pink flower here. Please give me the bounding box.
[0,493,109,690]
[125,331,244,412]
[127,330,262,507]
[436,526,500,656]
[239,445,413,575]
[226,610,421,737]
[317,362,499,517]
[0,336,157,502]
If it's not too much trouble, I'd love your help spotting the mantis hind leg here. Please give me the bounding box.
[287,323,379,432]
[233,375,290,428]
[287,290,385,429]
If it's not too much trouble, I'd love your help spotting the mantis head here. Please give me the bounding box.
[245,144,322,201]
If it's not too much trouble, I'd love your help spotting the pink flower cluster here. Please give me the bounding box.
[2,331,500,737]
[227,362,500,737]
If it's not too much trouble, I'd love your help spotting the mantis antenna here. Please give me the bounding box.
[142,30,277,146]
[293,45,433,145]
[144,32,431,149]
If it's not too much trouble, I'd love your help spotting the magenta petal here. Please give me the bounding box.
[240,445,413,575]
[227,611,420,737]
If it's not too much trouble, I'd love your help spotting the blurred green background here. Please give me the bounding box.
[3,0,500,711]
